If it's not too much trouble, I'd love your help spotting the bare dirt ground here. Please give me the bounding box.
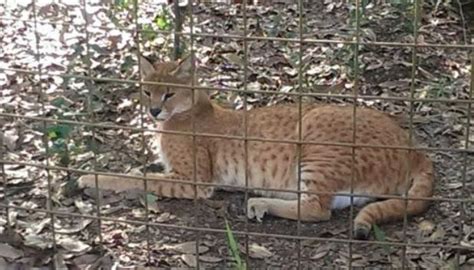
[1,0,473,268]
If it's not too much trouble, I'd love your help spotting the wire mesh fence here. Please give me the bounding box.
[0,0,473,268]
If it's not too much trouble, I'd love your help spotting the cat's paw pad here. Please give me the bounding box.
[247,198,268,222]
[354,223,371,240]
[77,175,97,189]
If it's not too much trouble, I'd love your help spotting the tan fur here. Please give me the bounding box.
[78,55,434,239]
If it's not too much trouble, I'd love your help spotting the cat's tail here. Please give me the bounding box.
[353,151,434,239]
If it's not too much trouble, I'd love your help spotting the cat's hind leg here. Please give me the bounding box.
[247,171,334,221]
[247,158,338,222]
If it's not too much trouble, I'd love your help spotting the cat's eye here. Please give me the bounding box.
[163,92,175,101]
[143,90,151,97]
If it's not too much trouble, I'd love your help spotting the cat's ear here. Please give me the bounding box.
[170,54,195,80]
[139,56,155,79]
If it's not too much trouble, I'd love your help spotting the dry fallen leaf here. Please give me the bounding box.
[58,237,91,253]
[156,212,174,222]
[311,249,329,260]
[181,254,197,267]
[1,129,18,151]
[199,255,223,263]
[55,219,93,234]
[445,182,464,189]
[53,252,67,269]
[163,241,209,254]
[242,243,273,259]
[223,53,243,67]
[418,220,435,236]
[74,199,94,214]
[24,234,53,250]
[25,217,51,235]
[73,253,101,266]
[429,226,446,242]
[0,243,23,260]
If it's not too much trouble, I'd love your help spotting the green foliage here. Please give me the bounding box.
[50,96,72,108]
[46,123,74,167]
[424,75,452,98]
[373,224,392,254]
[46,97,73,166]
[392,0,423,33]
[348,0,371,27]
[155,8,172,31]
[145,193,159,203]
[348,0,422,30]
[43,97,82,167]
[391,0,414,8]
[141,8,173,43]
[47,124,73,142]
[114,0,134,10]
[107,0,190,60]
[328,42,360,81]
[141,24,157,41]
[108,0,138,31]
[224,219,246,270]
[342,0,424,80]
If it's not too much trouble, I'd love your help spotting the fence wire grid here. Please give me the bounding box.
[0,0,473,268]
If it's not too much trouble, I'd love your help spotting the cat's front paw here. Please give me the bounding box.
[247,198,269,222]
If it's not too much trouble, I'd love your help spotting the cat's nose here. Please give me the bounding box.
[149,108,162,117]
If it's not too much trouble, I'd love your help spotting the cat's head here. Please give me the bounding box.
[139,54,208,121]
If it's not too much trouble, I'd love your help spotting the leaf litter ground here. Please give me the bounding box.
[0,0,473,268]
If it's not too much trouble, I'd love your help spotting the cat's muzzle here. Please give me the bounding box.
[149,107,162,117]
